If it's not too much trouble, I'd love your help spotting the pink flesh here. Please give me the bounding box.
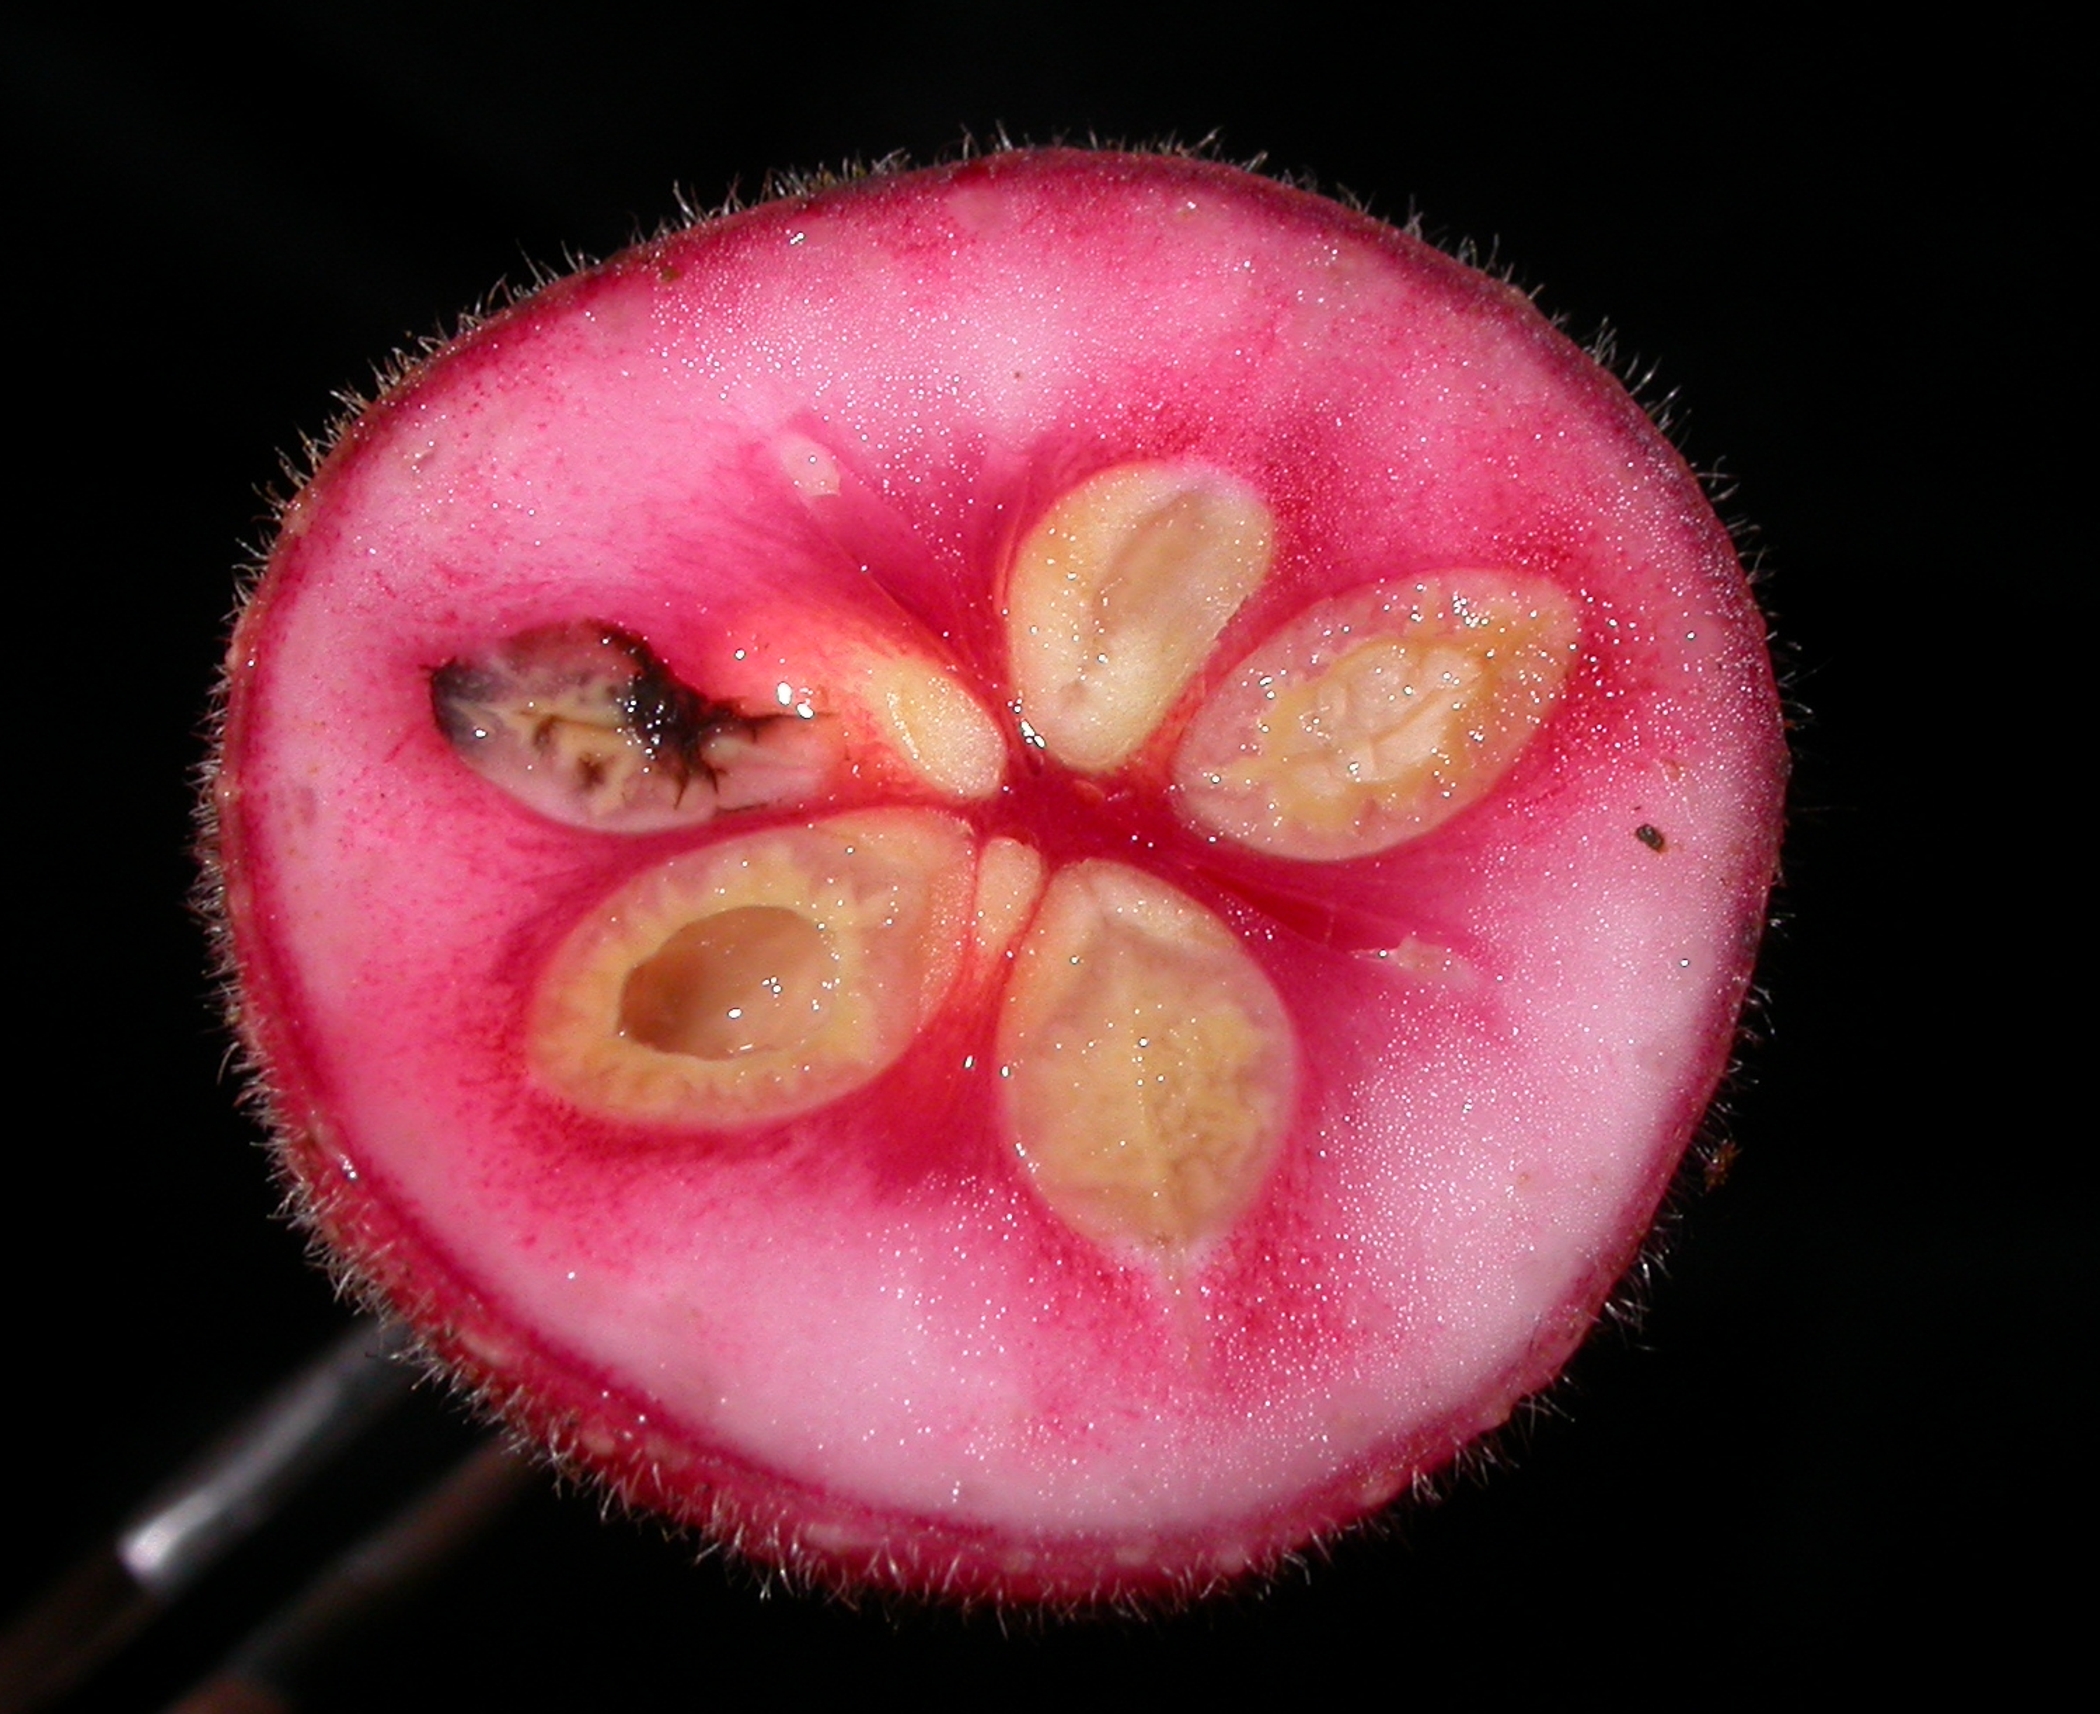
[214,151,1784,1599]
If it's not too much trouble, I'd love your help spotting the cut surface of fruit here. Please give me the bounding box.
[211,148,1785,1602]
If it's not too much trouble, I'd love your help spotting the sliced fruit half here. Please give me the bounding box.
[209,148,1785,1602]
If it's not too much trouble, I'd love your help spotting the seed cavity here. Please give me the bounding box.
[619,906,830,1059]
[532,810,974,1126]
[1005,462,1274,774]
[1172,575,1579,860]
[997,861,1294,1257]
[433,621,837,832]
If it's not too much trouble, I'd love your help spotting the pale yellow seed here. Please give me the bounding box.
[1006,462,1274,774]
[868,657,1006,800]
[532,810,974,1127]
[1173,575,1578,860]
[997,861,1294,1255]
[971,836,1047,963]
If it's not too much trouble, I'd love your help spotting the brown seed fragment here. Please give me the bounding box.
[618,906,832,1060]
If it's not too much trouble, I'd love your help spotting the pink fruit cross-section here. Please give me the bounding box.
[209,148,1786,1602]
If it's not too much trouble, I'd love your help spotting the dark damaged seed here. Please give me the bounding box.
[430,621,813,833]
[611,639,754,789]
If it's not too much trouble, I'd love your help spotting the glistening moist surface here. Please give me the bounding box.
[219,154,1781,1549]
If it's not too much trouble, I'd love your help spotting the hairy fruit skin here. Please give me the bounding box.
[212,150,1784,1602]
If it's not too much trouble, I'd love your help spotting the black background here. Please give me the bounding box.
[5,7,2067,1704]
